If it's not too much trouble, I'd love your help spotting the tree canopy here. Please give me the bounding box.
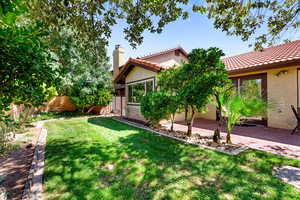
[140,90,172,127]
[201,0,300,49]
[27,0,299,49]
[28,0,190,48]
[157,48,228,136]
[0,1,60,111]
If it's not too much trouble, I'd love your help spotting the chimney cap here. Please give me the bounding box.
[115,44,122,49]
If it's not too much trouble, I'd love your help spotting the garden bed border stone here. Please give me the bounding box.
[112,117,248,155]
[21,121,47,200]
[273,166,300,190]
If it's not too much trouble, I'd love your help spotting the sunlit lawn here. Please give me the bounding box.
[44,117,300,200]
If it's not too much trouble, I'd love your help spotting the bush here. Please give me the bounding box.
[70,86,113,113]
[140,90,172,127]
[0,116,14,155]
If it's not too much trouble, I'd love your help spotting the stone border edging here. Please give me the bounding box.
[22,122,48,200]
[112,117,248,155]
[20,115,117,200]
[273,166,300,190]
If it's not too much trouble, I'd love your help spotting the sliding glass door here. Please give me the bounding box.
[231,73,267,126]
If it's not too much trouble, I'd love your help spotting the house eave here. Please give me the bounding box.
[114,59,162,84]
[228,58,300,76]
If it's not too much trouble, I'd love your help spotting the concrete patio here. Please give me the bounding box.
[166,118,300,159]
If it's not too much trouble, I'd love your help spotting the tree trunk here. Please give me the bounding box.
[226,126,232,144]
[170,114,175,132]
[214,107,222,143]
[187,122,192,137]
[184,106,188,121]
[186,107,195,137]
[213,129,220,143]
[18,106,34,128]
[215,94,222,141]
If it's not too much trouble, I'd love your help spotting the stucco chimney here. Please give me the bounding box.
[113,45,125,78]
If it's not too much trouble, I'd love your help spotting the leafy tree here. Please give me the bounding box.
[140,90,171,127]
[157,67,183,131]
[158,67,181,93]
[47,27,113,111]
[165,95,181,132]
[178,48,228,136]
[158,48,228,136]
[0,0,60,143]
[0,3,60,112]
[69,68,113,113]
[200,0,300,49]
[46,27,109,92]
[29,0,190,48]
[23,0,300,50]
[1,1,113,118]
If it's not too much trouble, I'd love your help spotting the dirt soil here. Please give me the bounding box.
[0,126,39,200]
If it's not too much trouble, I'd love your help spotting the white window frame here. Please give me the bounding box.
[127,78,155,105]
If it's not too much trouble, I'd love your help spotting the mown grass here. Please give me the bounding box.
[29,111,87,122]
[44,117,300,200]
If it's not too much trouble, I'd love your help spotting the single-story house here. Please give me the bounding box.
[113,40,300,130]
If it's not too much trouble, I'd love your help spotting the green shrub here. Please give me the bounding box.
[0,116,14,155]
[140,90,171,127]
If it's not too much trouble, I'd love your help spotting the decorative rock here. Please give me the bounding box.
[0,188,7,200]
[22,127,48,200]
[274,166,300,189]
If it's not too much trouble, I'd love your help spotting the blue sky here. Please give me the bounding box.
[107,10,297,64]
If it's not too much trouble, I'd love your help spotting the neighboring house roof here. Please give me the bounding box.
[137,46,188,60]
[223,40,300,74]
[114,58,162,84]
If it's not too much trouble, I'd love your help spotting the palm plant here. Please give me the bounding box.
[212,81,234,143]
[222,92,267,144]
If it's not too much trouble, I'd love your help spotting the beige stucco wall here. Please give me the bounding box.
[126,105,145,121]
[267,67,298,129]
[200,66,299,129]
[125,66,157,121]
[124,62,299,129]
[174,103,217,122]
[126,66,157,83]
[195,104,217,120]
[229,66,299,129]
[143,52,188,69]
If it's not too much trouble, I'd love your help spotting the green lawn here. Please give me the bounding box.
[44,117,300,200]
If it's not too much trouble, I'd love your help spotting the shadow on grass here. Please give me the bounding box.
[44,117,300,199]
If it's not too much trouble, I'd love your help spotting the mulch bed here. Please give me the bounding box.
[114,117,247,155]
[156,127,242,152]
[0,126,39,200]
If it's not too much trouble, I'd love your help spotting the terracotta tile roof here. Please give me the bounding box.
[114,58,162,83]
[222,40,300,73]
[128,58,162,71]
[138,46,188,60]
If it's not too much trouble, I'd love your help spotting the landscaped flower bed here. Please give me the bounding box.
[113,117,248,155]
